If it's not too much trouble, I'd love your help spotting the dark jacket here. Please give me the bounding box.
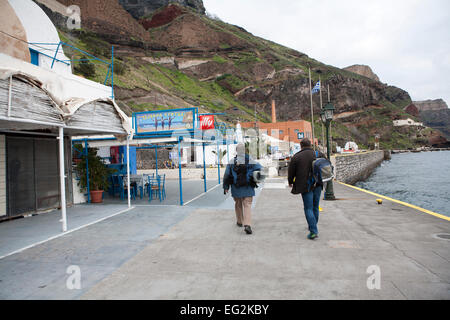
[223,154,262,198]
[288,147,325,194]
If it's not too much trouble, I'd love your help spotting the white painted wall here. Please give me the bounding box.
[8,0,72,75]
[97,146,111,164]
[0,135,6,216]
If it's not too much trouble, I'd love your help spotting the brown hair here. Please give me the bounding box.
[300,138,311,148]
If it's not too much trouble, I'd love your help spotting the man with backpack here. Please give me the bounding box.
[288,138,329,240]
[223,143,262,235]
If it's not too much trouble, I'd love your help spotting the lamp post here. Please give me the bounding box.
[320,103,336,200]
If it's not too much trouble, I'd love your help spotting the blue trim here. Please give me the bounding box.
[28,41,113,86]
[72,137,116,142]
[178,137,183,205]
[84,139,90,203]
[28,47,70,66]
[104,65,111,85]
[155,145,158,177]
[203,142,207,193]
[61,42,110,65]
[29,49,39,66]
[217,139,221,184]
[50,42,61,69]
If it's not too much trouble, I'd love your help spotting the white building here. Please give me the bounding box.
[7,0,72,75]
[0,0,131,227]
[393,118,424,127]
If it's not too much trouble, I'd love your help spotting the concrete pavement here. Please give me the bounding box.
[0,178,449,299]
[81,178,450,299]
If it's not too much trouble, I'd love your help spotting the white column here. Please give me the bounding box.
[126,135,131,208]
[58,127,67,232]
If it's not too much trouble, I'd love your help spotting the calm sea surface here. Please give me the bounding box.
[356,150,450,217]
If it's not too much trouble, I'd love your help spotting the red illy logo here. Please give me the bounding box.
[200,115,214,130]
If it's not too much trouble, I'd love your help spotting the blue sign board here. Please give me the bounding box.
[133,108,198,136]
[297,132,304,139]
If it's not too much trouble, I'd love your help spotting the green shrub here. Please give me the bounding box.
[113,59,128,76]
[74,57,96,78]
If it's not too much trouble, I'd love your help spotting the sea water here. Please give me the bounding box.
[356,150,450,217]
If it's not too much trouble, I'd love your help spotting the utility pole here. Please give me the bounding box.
[308,67,316,151]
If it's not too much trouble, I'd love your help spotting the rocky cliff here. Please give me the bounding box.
[56,0,150,42]
[412,99,450,140]
[39,0,448,149]
[118,0,205,19]
[343,64,380,82]
[413,99,448,111]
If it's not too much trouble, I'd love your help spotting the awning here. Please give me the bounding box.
[0,53,132,137]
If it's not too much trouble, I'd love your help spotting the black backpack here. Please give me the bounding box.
[230,156,258,188]
[233,156,249,187]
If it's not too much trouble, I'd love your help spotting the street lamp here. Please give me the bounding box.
[320,102,336,200]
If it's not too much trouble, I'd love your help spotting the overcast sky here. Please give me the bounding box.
[203,0,450,107]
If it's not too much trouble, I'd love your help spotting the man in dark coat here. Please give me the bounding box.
[288,138,325,239]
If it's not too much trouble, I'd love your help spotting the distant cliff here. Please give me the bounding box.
[415,99,450,140]
[413,99,448,112]
[343,64,380,82]
[37,1,448,149]
[118,0,205,19]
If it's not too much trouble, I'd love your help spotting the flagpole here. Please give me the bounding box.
[328,84,333,153]
[319,75,325,154]
[308,67,316,151]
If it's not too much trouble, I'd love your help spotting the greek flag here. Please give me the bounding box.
[312,80,320,94]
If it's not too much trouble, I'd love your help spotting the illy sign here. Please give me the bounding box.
[200,115,215,130]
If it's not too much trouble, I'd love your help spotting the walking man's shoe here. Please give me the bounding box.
[307,232,318,240]
[244,225,252,234]
[237,222,243,227]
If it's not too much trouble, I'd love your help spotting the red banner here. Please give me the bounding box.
[199,115,215,130]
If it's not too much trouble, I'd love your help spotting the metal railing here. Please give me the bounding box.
[28,41,115,99]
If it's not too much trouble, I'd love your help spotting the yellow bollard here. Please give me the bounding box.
[319,206,323,212]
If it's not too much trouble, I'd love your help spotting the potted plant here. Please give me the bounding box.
[212,149,227,167]
[75,147,113,203]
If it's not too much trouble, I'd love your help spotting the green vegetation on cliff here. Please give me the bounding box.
[55,4,431,149]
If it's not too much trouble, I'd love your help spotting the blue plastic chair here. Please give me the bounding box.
[148,175,161,202]
[108,175,115,196]
[110,175,121,198]
[143,173,155,197]
[160,174,166,200]
[119,175,135,200]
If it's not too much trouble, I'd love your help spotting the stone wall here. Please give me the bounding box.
[136,148,170,169]
[332,150,387,185]
[138,167,222,180]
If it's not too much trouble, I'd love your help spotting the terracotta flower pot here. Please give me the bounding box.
[90,190,104,203]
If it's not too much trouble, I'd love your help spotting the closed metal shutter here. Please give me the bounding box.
[7,136,35,216]
[6,135,64,217]
[34,138,59,211]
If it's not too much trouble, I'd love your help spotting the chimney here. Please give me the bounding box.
[271,100,277,123]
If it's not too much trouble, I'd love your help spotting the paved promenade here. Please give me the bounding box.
[0,178,449,299]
